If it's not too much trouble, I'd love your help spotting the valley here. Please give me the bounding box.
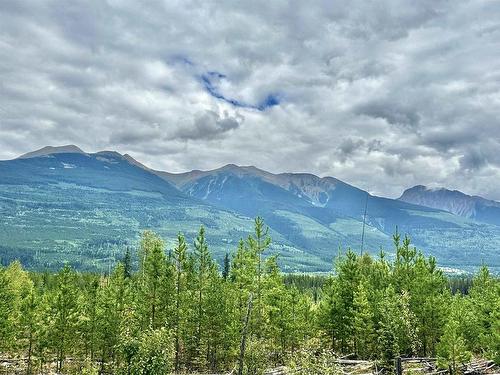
[1,146,499,273]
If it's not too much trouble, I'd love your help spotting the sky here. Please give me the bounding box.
[1,1,500,200]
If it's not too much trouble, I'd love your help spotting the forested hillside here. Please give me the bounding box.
[1,219,498,374]
[2,148,500,274]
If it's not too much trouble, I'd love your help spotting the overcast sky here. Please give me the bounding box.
[1,1,500,199]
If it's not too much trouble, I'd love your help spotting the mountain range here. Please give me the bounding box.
[399,185,500,227]
[1,145,499,273]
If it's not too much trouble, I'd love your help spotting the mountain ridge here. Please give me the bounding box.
[2,145,500,272]
[17,145,87,159]
[399,185,500,226]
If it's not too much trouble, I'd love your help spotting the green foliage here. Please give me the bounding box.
[0,224,498,374]
[132,328,173,375]
[0,266,15,351]
[437,299,472,373]
[286,343,341,375]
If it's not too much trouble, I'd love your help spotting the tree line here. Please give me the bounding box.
[0,218,498,374]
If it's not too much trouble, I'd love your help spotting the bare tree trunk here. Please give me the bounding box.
[238,293,253,375]
[26,330,33,375]
[175,270,182,373]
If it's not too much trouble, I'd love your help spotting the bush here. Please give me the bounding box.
[131,328,173,375]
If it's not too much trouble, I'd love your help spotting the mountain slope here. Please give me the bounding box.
[0,151,324,272]
[159,165,500,271]
[2,147,500,273]
[399,185,500,226]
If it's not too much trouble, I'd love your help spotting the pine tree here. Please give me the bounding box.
[3,260,33,353]
[317,276,341,350]
[0,266,15,352]
[467,266,500,361]
[376,286,401,364]
[222,252,230,280]
[437,300,471,374]
[49,265,80,373]
[138,231,167,329]
[334,249,360,353]
[123,247,133,279]
[191,226,212,369]
[173,233,188,373]
[205,263,229,371]
[19,286,38,374]
[353,280,376,358]
[262,256,289,362]
[247,217,271,338]
[96,263,130,372]
[79,277,99,361]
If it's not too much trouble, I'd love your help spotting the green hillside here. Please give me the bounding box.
[1,150,499,273]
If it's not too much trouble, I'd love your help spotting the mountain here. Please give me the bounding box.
[1,146,499,273]
[0,150,325,272]
[18,145,86,159]
[399,185,500,226]
[158,165,500,272]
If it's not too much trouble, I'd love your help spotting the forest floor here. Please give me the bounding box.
[1,357,499,375]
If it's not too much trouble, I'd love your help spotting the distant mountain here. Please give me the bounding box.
[1,149,326,272]
[18,145,86,159]
[159,165,500,271]
[399,185,500,226]
[1,146,499,273]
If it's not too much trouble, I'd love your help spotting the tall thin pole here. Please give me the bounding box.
[361,192,369,255]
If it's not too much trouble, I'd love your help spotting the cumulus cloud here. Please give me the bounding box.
[1,0,500,200]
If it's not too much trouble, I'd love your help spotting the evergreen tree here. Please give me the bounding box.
[376,286,402,364]
[437,299,472,374]
[333,249,360,352]
[262,256,289,362]
[173,233,188,373]
[0,227,498,373]
[138,231,167,329]
[0,267,15,352]
[222,252,230,280]
[18,286,38,374]
[79,278,99,361]
[317,276,341,350]
[96,263,130,372]
[247,217,271,338]
[132,328,173,374]
[190,226,212,369]
[49,265,80,372]
[205,263,230,371]
[123,247,133,279]
[353,280,376,358]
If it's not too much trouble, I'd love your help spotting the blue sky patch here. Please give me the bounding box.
[201,71,280,111]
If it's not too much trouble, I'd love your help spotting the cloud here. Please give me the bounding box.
[355,102,421,129]
[1,0,500,200]
[176,110,244,140]
[459,148,488,172]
